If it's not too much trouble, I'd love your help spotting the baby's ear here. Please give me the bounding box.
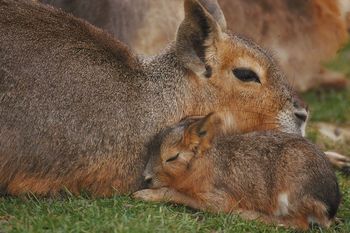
[175,0,226,78]
[183,113,222,154]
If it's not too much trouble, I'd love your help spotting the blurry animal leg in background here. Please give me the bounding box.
[325,151,350,175]
[316,68,348,90]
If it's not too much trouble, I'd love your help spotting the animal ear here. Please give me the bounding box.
[198,0,227,30]
[183,113,222,154]
[176,0,225,78]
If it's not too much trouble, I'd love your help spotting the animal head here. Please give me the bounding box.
[176,0,308,136]
[144,112,225,188]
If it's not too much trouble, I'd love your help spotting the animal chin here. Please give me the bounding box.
[299,120,307,137]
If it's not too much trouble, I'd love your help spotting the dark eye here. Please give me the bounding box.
[166,153,179,162]
[232,68,260,83]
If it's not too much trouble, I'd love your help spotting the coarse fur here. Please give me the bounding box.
[0,0,306,196]
[42,0,349,91]
[135,113,341,230]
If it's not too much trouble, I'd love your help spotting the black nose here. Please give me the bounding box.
[294,111,308,122]
[141,177,153,189]
[292,95,308,122]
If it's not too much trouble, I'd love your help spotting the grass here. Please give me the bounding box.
[303,89,350,124]
[327,42,350,76]
[1,45,350,233]
[1,188,349,233]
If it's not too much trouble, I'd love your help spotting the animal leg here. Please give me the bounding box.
[133,188,204,210]
[325,151,350,175]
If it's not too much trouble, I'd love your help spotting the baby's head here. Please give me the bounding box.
[144,113,226,188]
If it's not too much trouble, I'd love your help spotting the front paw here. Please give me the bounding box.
[133,189,163,202]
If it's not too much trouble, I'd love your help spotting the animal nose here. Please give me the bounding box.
[142,176,153,188]
[293,99,308,122]
[294,110,308,122]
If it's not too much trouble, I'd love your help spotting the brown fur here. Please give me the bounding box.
[42,0,349,91]
[0,0,307,196]
[135,113,340,230]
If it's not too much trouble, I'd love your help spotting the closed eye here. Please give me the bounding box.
[166,153,179,162]
[232,68,260,83]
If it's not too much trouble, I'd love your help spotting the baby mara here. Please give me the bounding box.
[135,113,341,230]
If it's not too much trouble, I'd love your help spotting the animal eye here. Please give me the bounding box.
[232,68,260,83]
[166,153,179,162]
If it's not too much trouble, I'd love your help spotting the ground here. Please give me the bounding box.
[0,43,349,233]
